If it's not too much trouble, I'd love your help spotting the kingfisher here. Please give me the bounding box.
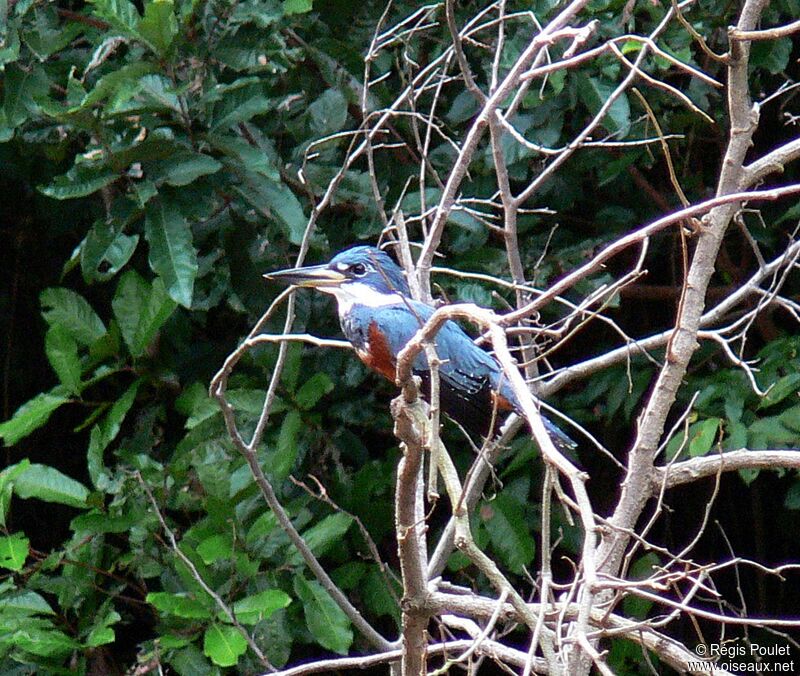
[265,246,574,449]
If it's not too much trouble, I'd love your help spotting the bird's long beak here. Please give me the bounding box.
[263,263,346,288]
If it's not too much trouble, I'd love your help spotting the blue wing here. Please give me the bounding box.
[342,300,575,448]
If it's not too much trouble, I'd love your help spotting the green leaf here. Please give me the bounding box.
[14,463,89,508]
[41,287,107,346]
[39,165,117,200]
[169,643,216,673]
[244,512,277,546]
[113,271,178,357]
[11,626,79,657]
[235,177,307,245]
[148,151,223,187]
[748,412,800,447]
[88,0,141,37]
[228,590,291,625]
[81,221,139,282]
[0,390,69,446]
[196,534,232,564]
[88,380,141,488]
[577,74,631,138]
[0,533,29,571]
[137,74,182,112]
[295,373,334,410]
[362,566,399,619]
[0,460,30,527]
[176,382,219,429]
[86,625,115,648]
[147,592,212,619]
[144,199,198,308]
[294,577,352,654]
[0,28,21,68]
[781,405,800,434]
[210,92,272,131]
[689,418,721,457]
[45,325,81,395]
[283,0,312,14]
[2,64,49,130]
[104,380,140,444]
[81,61,156,109]
[724,420,748,451]
[22,9,83,60]
[308,89,348,135]
[482,494,535,573]
[138,0,178,56]
[4,590,54,615]
[724,394,745,424]
[622,552,659,618]
[228,389,283,416]
[86,610,121,647]
[203,624,247,667]
[288,513,353,566]
[759,374,800,409]
[750,38,792,74]
[785,482,800,510]
[272,410,303,481]
[210,134,279,180]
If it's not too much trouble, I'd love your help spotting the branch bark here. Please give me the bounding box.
[595,0,770,595]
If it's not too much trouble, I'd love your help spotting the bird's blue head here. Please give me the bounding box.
[265,246,410,311]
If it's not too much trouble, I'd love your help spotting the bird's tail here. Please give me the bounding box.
[542,415,578,452]
[495,378,577,451]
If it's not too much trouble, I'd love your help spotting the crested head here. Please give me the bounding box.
[328,246,410,297]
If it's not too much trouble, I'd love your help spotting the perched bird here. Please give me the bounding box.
[266,246,574,449]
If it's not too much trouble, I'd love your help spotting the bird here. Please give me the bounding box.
[265,245,575,450]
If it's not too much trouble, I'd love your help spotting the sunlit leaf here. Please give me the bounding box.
[0,460,30,527]
[147,592,212,619]
[226,589,291,625]
[0,532,29,571]
[283,0,313,15]
[14,463,90,508]
[689,418,721,457]
[86,610,121,647]
[0,390,69,446]
[4,590,54,615]
[196,534,232,564]
[203,624,247,667]
[148,152,223,187]
[11,626,79,657]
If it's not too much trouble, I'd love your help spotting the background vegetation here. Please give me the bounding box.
[1,0,799,673]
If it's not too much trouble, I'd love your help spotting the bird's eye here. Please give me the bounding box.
[351,263,367,277]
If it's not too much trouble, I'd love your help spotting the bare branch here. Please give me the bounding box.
[730,18,800,40]
[655,449,800,489]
